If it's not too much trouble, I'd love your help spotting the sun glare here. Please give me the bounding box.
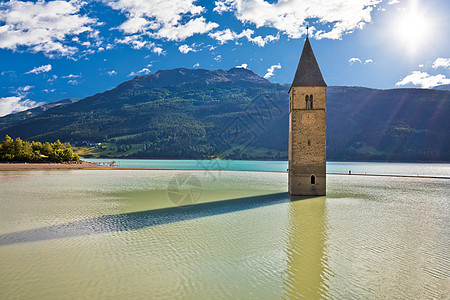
[393,1,434,55]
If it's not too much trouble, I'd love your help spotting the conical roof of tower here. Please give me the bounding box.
[291,37,326,88]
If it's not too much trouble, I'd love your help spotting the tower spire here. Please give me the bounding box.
[290,36,326,88]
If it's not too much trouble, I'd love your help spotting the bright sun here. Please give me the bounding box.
[394,2,433,54]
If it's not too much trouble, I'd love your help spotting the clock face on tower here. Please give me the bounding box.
[301,113,315,127]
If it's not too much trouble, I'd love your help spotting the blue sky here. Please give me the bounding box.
[0,0,449,116]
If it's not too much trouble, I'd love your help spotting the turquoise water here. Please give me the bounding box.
[0,165,449,299]
[86,159,450,177]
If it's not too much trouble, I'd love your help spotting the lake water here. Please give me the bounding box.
[86,158,450,177]
[0,164,449,299]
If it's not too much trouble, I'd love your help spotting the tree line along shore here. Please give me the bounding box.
[0,135,79,163]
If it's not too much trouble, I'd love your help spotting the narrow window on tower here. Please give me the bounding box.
[310,95,313,109]
[305,95,309,109]
[308,140,311,146]
[311,175,316,184]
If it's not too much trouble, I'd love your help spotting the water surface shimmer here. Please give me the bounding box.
[0,170,448,299]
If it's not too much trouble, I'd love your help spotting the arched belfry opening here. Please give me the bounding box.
[305,95,310,109]
[310,95,313,109]
[311,175,316,185]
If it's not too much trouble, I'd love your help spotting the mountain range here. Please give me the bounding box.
[0,67,449,161]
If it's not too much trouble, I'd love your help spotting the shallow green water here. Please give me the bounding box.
[0,170,449,299]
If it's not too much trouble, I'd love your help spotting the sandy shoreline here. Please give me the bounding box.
[0,161,107,171]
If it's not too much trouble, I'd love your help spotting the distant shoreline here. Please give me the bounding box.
[1,163,448,180]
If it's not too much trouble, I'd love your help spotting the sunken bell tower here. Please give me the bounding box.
[288,36,327,196]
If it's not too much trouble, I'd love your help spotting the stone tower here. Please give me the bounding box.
[288,36,327,196]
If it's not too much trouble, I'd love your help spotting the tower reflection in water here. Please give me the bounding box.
[282,196,333,298]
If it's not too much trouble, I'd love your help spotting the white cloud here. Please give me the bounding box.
[48,75,58,82]
[68,79,78,85]
[0,96,43,117]
[213,0,382,40]
[193,62,200,67]
[349,57,373,65]
[209,29,278,47]
[153,17,218,41]
[152,47,165,55]
[107,70,117,76]
[43,89,55,93]
[0,0,99,57]
[214,54,222,62]
[129,68,151,77]
[115,35,155,50]
[62,74,81,79]
[264,63,281,79]
[106,0,218,43]
[349,57,362,65]
[213,0,234,14]
[12,85,34,98]
[396,71,450,89]
[388,0,400,5]
[248,33,279,47]
[114,34,165,55]
[179,44,197,54]
[432,58,450,69]
[418,64,424,68]
[25,64,52,74]
[236,63,248,69]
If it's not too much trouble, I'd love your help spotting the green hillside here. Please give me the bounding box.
[0,68,448,161]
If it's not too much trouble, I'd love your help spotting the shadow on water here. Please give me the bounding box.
[0,192,315,246]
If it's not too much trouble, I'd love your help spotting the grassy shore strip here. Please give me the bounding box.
[0,161,106,171]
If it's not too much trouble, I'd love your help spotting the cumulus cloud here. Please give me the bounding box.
[214,54,222,62]
[114,34,165,55]
[349,57,362,65]
[264,63,281,79]
[0,96,43,117]
[418,64,424,68]
[396,71,450,89]
[25,64,52,74]
[236,63,248,69]
[388,0,400,4]
[106,0,218,44]
[152,47,165,55]
[209,29,278,47]
[349,57,373,65]
[213,0,234,14]
[212,0,381,40]
[0,0,99,57]
[129,68,151,77]
[432,58,450,69]
[115,35,155,50]
[107,70,117,76]
[178,44,197,54]
[193,62,200,67]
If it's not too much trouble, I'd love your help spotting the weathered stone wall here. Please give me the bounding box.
[288,86,326,196]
